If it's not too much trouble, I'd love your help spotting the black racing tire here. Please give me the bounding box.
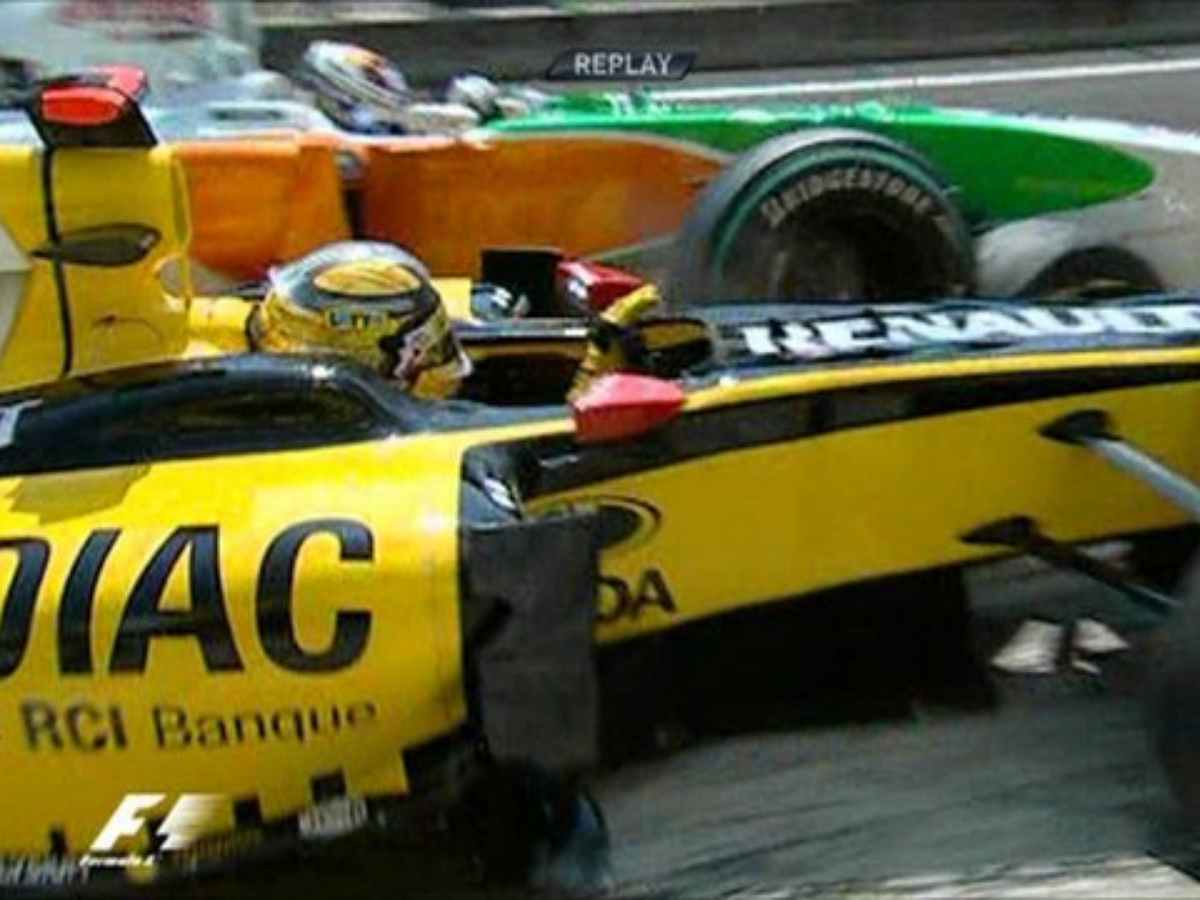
[668,128,975,307]
[1017,246,1165,300]
[1148,552,1200,820]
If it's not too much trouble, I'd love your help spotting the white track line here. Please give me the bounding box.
[651,56,1200,102]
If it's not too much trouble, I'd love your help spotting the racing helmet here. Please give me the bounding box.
[255,242,472,399]
[445,72,502,121]
[299,41,411,132]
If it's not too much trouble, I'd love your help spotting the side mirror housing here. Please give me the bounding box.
[557,258,646,314]
[29,65,155,149]
[571,373,685,444]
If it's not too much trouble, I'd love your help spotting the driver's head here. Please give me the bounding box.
[300,41,411,132]
[256,242,471,399]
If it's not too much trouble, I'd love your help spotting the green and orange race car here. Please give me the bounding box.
[133,44,1200,312]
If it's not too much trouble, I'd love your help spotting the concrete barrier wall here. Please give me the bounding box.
[260,0,1200,84]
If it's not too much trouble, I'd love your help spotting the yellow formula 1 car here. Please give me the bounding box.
[5,67,1200,895]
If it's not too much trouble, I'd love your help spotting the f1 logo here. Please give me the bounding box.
[91,793,222,855]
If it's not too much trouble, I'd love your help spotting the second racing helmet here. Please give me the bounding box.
[300,41,412,132]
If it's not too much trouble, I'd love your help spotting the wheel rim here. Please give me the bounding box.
[762,226,868,301]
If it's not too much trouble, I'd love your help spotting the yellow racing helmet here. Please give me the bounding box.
[254,242,471,398]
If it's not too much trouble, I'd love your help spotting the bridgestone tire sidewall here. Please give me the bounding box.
[670,134,974,306]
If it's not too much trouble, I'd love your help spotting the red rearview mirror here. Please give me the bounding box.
[571,373,685,444]
[557,258,646,314]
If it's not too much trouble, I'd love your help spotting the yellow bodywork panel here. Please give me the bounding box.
[52,148,192,379]
[186,296,255,357]
[0,146,63,389]
[0,145,194,392]
[437,277,475,322]
[0,433,469,853]
[530,348,1200,644]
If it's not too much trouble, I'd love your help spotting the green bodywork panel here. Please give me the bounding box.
[487,95,1155,227]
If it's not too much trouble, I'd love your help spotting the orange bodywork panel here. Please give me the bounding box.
[175,135,353,281]
[360,135,722,277]
[176,132,721,280]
